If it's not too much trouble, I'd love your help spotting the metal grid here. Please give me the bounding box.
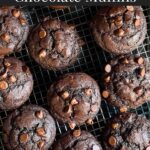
[0,6,150,149]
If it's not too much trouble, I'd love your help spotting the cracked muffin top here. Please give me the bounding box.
[101,55,150,110]
[28,18,83,70]
[47,72,101,129]
[91,6,147,54]
[103,113,150,150]
[3,105,56,150]
[0,6,29,57]
[53,130,102,150]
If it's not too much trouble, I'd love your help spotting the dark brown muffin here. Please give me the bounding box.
[103,113,150,150]
[0,57,33,110]
[91,6,147,54]
[101,55,150,110]
[53,130,102,150]
[0,6,29,57]
[28,18,83,70]
[47,73,101,129]
[3,105,56,150]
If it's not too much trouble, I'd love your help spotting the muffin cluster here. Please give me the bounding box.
[0,5,150,150]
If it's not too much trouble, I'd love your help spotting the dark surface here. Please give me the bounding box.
[0,6,29,57]
[28,18,82,70]
[47,72,101,126]
[3,105,56,150]
[53,130,102,150]
[91,6,147,54]
[0,57,33,110]
[103,112,150,150]
[101,55,150,109]
[0,5,150,150]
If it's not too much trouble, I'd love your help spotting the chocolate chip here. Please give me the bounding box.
[68,122,76,130]
[71,98,78,105]
[36,127,45,137]
[35,110,44,119]
[102,90,110,99]
[86,118,94,125]
[115,16,123,27]
[39,49,46,58]
[19,133,29,143]
[19,18,27,26]
[104,76,111,83]
[63,105,72,114]
[134,19,141,27]
[73,130,81,137]
[12,9,20,18]
[123,58,129,64]
[105,64,111,73]
[85,88,92,96]
[115,28,125,37]
[39,30,47,39]
[139,68,145,77]
[134,87,143,95]
[4,62,11,67]
[120,106,128,113]
[9,75,17,83]
[62,91,69,99]
[125,11,132,21]
[126,6,134,11]
[37,140,45,149]
[22,66,28,72]
[108,136,117,146]
[112,123,120,129]
[91,104,97,112]
[1,33,10,43]
[0,81,8,90]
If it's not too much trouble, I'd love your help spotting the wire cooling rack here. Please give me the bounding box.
[0,6,150,150]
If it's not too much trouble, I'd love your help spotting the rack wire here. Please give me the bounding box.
[0,6,150,149]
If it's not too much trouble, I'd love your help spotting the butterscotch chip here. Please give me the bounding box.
[73,130,81,137]
[120,106,128,113]
[35,110,44,119]
[62,91,69,99]
[126,6,134,11]
[0,81,8,90]
[136,57,144,65]
[37,140,45,149]
[104,76,111,83]
[19,133,29,143]
[134,19,141,27]
[139,68,145,77]
[102,90,109,99]
[123,58,129,64]
[12,9,20,18]
[68,122,76,130]
[1,33,10,43]
[115,28,125,37]
[36,127,45,137]
[63,105,72,114]
[39,30,47,39]
[9,75,17,83]
[105,64,111,73]
[86,118,94,125]
[112,123,120,129]
[71,98,78,105]
[85,88,92,96]
[108,136,117,146]
[4,62,11,67]
[19,18,27,26]
[39,49,46,58]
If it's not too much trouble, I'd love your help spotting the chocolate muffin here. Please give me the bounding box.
[91,6,147,54]
[0,6,29,57]
[101,55,150,110]
[28,18,83,70]
[47,73,101,129]
[3,105,56,150]
[103,112,150,150]
[53,130,102,150]
[0,57,33,110]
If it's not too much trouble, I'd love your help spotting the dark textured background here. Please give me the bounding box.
[0,6,150,149]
